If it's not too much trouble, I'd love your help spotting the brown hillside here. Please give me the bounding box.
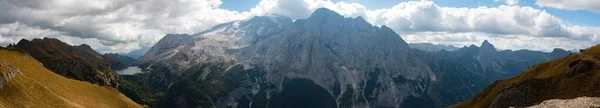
[451,45,600,108]
[0,47,143,108]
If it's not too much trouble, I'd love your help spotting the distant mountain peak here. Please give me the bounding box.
[76,44,93,50]
[480,40,496,51]
[17,39,30,45]
[549,48,570,58]
[308,8,343,20]
[75,44,100,54]
[481,40,491,46]
[468,44,478,48]
[551,48,567,53]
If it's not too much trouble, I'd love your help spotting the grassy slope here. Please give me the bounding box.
[0,48,142,108]
[451,45,600,108]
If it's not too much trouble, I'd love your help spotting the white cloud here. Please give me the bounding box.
[495,0,520,5]
[0,22,142,53]
[535,0,600,13]
[367,1,598,39]
[401,32,591,52]
[0,22,62,46]
[365,1,599,51]
[0,0,250,53]
[249,0,368,19]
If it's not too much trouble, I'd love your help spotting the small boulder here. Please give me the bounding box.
[566,59,597,76]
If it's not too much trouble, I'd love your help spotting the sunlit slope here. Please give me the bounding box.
[0,48,142,108]
[452,45,600,108]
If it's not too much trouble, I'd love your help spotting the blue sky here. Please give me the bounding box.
[221,0,262,12]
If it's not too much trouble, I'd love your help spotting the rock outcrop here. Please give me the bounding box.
[566,59,597,76]
[0,60,21,89]
[527,97,600,108]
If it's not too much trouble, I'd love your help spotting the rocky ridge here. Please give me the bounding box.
[11,38,118,87]
[435,40,569,80]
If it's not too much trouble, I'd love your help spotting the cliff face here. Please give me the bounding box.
[452,44,600,108]
[0,47,142,108]
[13,38,118,87]
[132,8,486,107]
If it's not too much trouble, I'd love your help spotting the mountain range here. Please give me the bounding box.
[128,8,491,107]
[126,8,569,107]
[433,40,570,81]
[409,43,460,52]
[0,7,581,108]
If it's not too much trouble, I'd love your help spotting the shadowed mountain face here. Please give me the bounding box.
[435,40,569,80]
[128,8,487,107]
[452,45,600,108]
[104,53,136,71]
[12,38,118,87]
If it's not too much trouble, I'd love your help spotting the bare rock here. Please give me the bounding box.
[566,59,597,76]
[527,97,600,108]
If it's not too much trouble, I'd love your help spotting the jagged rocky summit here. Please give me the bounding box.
[134,8,487,108]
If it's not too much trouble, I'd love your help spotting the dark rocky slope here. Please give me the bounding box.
[104,53,136,70]
[11,38,118,87]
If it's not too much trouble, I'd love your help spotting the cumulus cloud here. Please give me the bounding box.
[401,32,592,52]
[0,0,598,53]
[0,0,250,53]
[368,1,599,40]
[535,0,600,13]
[249,0,368,19]
[0,22,144,53]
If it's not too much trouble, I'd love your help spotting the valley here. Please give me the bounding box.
[0,3,596,108]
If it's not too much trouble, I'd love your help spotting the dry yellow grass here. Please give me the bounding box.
[0,48,143,108]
